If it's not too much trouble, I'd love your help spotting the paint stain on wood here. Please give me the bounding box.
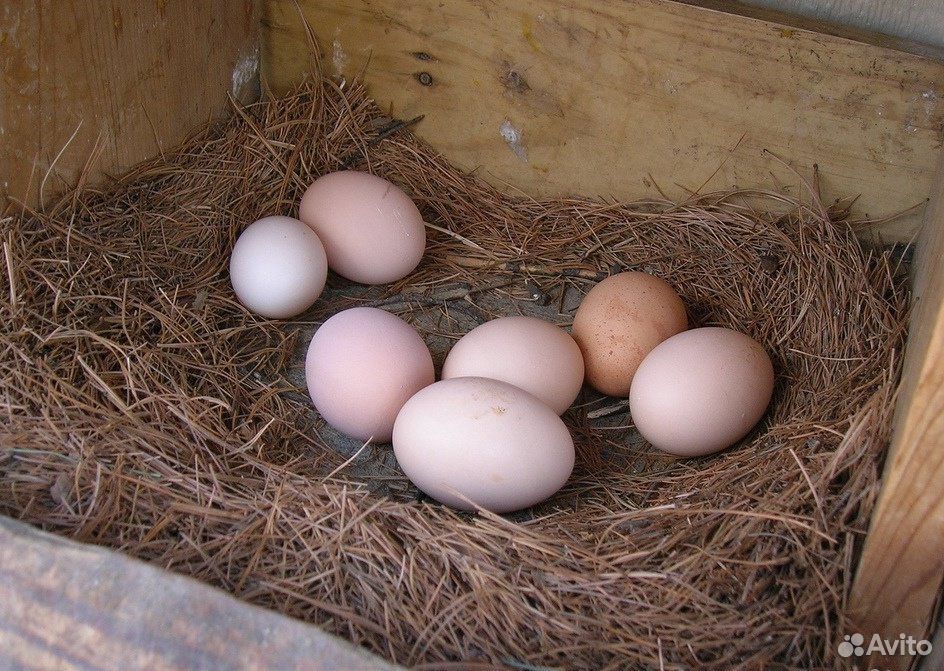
[499,119,527,162]
[332,28,348,76]
[521,15,544,54]
[500,61,531,95]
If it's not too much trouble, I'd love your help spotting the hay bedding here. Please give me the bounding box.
[0,61,909,671]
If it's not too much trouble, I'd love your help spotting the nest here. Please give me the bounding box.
[0,60,909,670]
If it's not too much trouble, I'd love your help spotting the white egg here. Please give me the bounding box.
[229,215,328,318]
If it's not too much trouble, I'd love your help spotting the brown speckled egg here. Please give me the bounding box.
[572,272,687,396]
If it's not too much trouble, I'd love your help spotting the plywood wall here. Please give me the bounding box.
[263,0,944,242]
[0,1,260,209]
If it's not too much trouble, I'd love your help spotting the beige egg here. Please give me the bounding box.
[392,377,575,513]
[441,316,584,414]
[298,171,425,284]
[629,327,774,456]
[229,215,327,319]
[572,272,687,396]
[306,307,434,443]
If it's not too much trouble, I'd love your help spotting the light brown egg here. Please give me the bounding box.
[572,272,687,396]
[629,327,774,457]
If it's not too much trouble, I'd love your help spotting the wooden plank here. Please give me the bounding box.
[849,154,944,669]
[0,1,261,209]
[262,0,944,243]
[0,515,401,671]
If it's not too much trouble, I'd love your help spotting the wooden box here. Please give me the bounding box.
[1,2,942,670]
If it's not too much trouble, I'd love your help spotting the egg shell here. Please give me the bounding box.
[392,377,575,513]
[229,215,328,319]
[441,316,585,414]
[572,272,687,396]
[299,171,426,284]
[629,327,774,457]
[306,307,434,443]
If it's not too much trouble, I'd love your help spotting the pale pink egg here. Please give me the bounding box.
[305,307,434,442]
[442,316,584,414]
[629,327,774,457]
[393,377,575,513]
[299,171,425,284]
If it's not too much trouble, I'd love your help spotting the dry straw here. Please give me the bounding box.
[0,59,909,670]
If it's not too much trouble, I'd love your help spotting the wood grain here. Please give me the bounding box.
[0,515,400,671]
[262,0,944,242]
[0,1,260,209]
[849,155,944,669]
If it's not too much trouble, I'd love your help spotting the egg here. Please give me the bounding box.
[229,215,327,318]
[298,171,426,284]
[305,307,435,442]
[441,316,584,414]
[393,377,575,513]
[629,327,774,456]
[572,271,687,396]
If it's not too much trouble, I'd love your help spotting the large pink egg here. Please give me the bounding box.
[629,327,774,457]
[298,171,426,284]
[305,307,434,443]
[393,377,575,513]
[442,316,584,414]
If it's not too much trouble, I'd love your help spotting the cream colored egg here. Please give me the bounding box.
[441,316,584,414]
[299,171,425,284]
[629,327,774,457]
[306,307,434,442]
[229,215,327,319]
[392,377,575,513]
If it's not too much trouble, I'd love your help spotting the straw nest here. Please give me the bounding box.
[0,60,909,670]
